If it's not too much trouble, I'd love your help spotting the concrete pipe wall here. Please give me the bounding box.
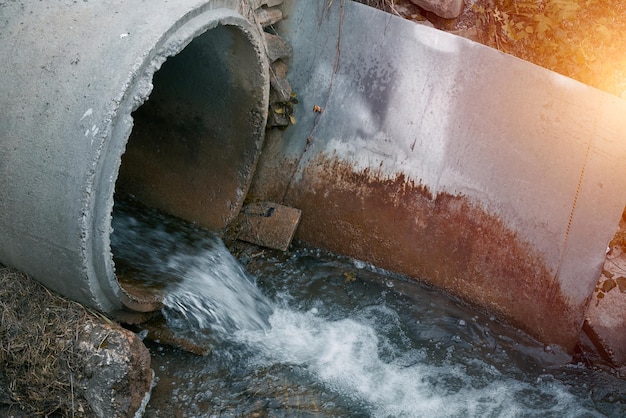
[0,1,269,317]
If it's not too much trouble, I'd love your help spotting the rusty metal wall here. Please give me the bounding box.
[254,0,626,351]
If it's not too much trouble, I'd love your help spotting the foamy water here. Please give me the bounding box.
[161,247,272,335]
[112,198,272,337]
[235,305,600,417]
[112,198,624,417]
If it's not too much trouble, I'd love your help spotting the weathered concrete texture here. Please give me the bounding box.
[116,21,267,231]
[411,0,464,19]
[261,0,626,352]
[0,0,269,316]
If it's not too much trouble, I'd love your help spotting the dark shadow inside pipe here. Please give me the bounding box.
[117,24,265,231]
[113,24,267,304]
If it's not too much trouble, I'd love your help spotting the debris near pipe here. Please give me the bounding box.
[0,267,153,418]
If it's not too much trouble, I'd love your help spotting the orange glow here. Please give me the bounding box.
[407,0,626,98]
[602,58,626,100]
[487,0,626,99]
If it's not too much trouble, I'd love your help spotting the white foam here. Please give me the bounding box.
[111,201,603,417]
[238,309,600,418]
[162,244,273,335]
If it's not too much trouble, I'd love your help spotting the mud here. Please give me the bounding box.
[284,155,583,351]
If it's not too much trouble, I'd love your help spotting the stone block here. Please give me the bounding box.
[410,0,464,19]
[233,202,302,251]
[255,6,283,27]
[264,32,293,62]
[270,75,293,103]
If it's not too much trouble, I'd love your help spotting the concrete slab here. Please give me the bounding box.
[232,202,302,251]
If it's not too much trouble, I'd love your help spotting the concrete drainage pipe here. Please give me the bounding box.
[0,1,269,318]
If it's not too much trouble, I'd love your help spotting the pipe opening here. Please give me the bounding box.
[112,23,268,311]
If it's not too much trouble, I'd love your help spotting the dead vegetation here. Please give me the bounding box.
[470,0,626,98]
[0,267,92,417]
[357,0,626,98]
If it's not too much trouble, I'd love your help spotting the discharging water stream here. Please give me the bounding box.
[112,198,626,417]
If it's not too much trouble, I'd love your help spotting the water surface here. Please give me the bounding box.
[111,199,626,417]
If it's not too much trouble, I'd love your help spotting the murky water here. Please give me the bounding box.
[112,199,626,417]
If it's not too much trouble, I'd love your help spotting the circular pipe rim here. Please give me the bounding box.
[87,8,269,316]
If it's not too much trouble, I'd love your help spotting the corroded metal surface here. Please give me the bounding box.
[256,0,626,352]
[285,156,580,349]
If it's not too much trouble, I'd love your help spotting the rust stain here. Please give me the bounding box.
[284,155,583,351]
[247,155,300,203]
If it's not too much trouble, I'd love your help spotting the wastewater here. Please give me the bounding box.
[111,198,626,417]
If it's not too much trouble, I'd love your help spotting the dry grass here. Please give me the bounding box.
[470,0,626,98]
[0,267,91,416]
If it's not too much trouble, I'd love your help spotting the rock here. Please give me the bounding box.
[255,6,283,27]
[270,77,291,102]
[232,202,302,251]
[249,0,283,9]
[264,32,292,63]
[270,60,293,103]
[267,101,291,127]
[451,27,480,42]
[267,60,295,127]
[78,321,154,417]
[265,0,284,7]
[583,242,626,366]
[270,58,289,79]
[410,0,464,19]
